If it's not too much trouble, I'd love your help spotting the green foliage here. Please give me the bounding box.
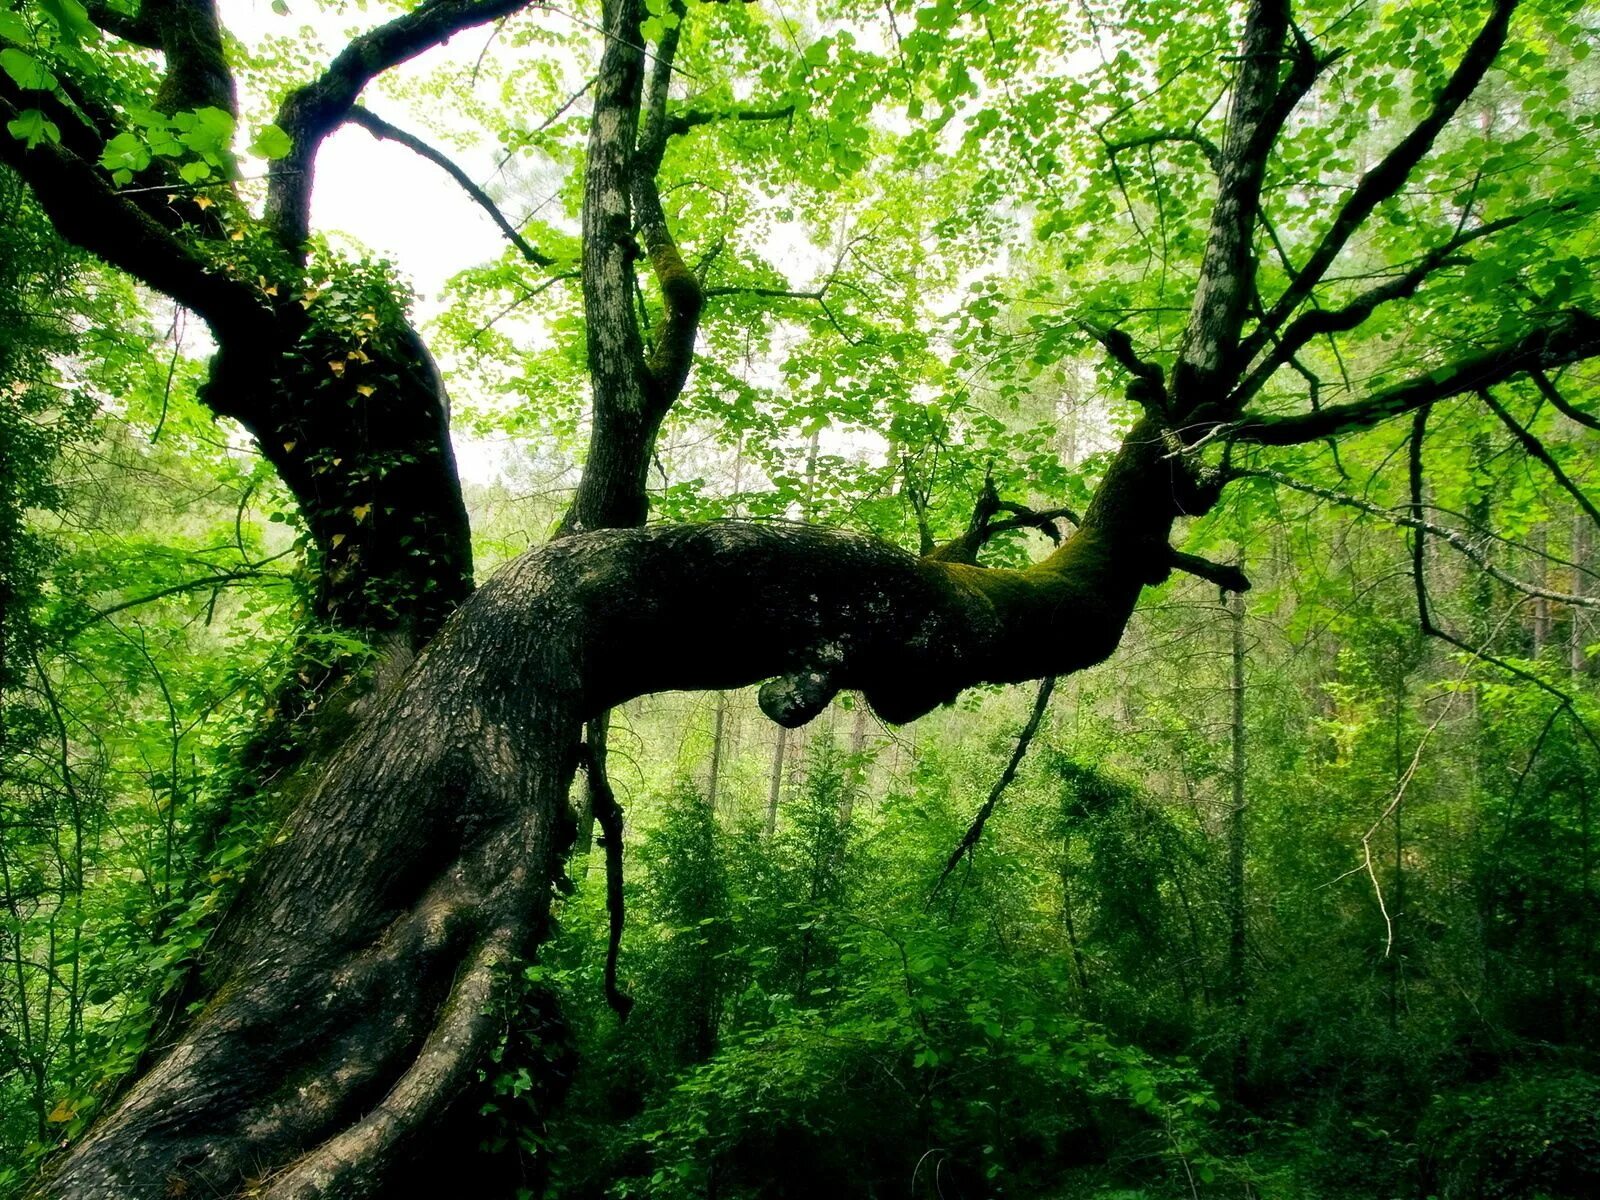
[1418,1070,1600,1200]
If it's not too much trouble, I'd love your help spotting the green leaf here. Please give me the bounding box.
[100,129,151,176]
[6,107,60,148]
[0,12,32,44]
[0,47,57,91]
[38,0,94,47]
[249,123,292,160]
[174,106,234,163]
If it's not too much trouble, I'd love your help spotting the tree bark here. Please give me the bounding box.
[41,411,1193,1195]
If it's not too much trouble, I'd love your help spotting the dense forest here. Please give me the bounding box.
[2,0,1598,1196]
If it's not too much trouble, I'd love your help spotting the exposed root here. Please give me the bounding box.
[260,924,520,1199]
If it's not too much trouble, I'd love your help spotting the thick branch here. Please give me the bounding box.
[266,0,540,248]
[560,0,652,536]
[83,0,157,46]
[345,106,554,266]
[1172,0,1294,400]
[1241,0,1519,363]
[145,0,236,117]
[0,97,267,344]
[1227,310,1600,445]
[1230,210,1533,405]
[632,0,703,401]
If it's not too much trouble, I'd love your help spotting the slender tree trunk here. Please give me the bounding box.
[1226,587,1248,1094]
[765,725,787,837]
[764,433,823,833]
[1389,670,1407,1033]
[1533,526,1551,656]
[707,692,728,811]
[1573,513,1590,676]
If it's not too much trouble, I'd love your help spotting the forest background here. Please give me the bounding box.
[2,0,1599,1197]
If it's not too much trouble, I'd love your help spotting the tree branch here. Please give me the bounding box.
[632,0,703,403]
[664,103,795,139]
[931,674,1056,896]
[1478,386,1600,531]
[577,739,633,1020]
[1171,550,1250,592]
[1227,310,1600,445]
[1077,319,1168,411]
[1230,209,1537,405]
[1103,128,1223,173]
[265,0,542,249]
[83,0,157,47]
[1240,465,1600,609]
[146,0,236,118]
[1532,368,1600,432]
[1239,0,1519,364]
[0,95,267,344]
[1172,0,1294,401]
[345,106,555,266]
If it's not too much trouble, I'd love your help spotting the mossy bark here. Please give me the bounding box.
[40,407,1198,1197]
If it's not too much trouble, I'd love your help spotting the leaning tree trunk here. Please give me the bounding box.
[42,419,1195,1196]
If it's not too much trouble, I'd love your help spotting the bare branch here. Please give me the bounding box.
[1479,386,1600,531]
[345,106,555,266]
[1240,0,1519,364]
[1239,465,1600,609]
[931,674,1056,897]
[1532,368,1600,432]
[1227,310,1600,445]
[266,0,544,249]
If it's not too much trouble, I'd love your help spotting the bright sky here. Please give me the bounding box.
[222,0,571,310]
[215,1,595,482]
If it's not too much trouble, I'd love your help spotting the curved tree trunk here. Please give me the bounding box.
[42,437,1190,1195]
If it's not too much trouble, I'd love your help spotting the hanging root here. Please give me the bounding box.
[578,740,633,1021]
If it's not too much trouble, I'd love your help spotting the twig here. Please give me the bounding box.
[930,675,1056,898]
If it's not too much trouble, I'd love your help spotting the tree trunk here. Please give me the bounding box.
[1226,586,1248,1096]
[43,431,1188,1194]
[765,724,788,837]
[707,692,728,811]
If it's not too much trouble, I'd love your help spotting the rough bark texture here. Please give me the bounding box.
[20,0,1600,1193]
[204,315,475,640]
[42,417,1193,1195]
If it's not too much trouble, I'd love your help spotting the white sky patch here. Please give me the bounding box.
[218,1,592,482]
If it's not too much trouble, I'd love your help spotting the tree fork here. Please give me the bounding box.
[39,413,1194,1196]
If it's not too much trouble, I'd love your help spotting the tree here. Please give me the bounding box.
[2,0,1596,1194]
